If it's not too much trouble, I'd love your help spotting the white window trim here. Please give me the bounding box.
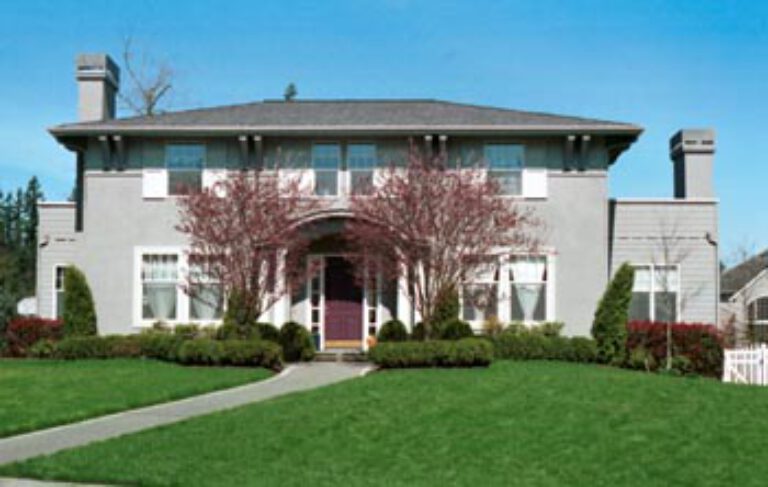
[51,263,70,320]
[460,252,556,329]
[748,295,768,324]
[133,246,223,329]
[630,263,682,322]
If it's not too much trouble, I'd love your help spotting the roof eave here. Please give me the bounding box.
[50,123,643,138]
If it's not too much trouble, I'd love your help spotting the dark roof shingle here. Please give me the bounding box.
[51,99,642,135]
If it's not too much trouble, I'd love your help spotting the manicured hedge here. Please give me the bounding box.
[47,334,282,370]
[626,321,723,377]
[369,338,494,368]
[5,317,63,357]
[491,332,598,362]
[436,319,474,340]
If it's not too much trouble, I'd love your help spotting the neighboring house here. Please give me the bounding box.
[720,250,768,343]
[36,53,720,351]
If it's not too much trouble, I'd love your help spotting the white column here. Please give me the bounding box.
[271,250,289,325]
[397,271,412,329]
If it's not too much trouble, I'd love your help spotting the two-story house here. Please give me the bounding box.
[36,53,719,351]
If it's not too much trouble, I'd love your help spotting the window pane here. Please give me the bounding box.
[654,292,677,322]
[190,284,223,320]
[632,266,652,292]
[484,144,524,169]
[511,283,544,322]
[629,292,651,321]
[347,144,377,170]
[489,170,521,195]
[314,171,338,195]
[655,266,679,291]
[312,144,341,169]
[462,284,497,322]
[510,256,547,283]
[56,291,65,319]
[166,144,205,170]
[351,170,374,194]
[142,283,177,320]
[754,298,768,321]
[168,170,202,194]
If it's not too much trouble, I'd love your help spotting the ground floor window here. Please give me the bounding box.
[461,254,551,325]
[141,254,179,321]
[629,264,679,322]
[53,265,68,319]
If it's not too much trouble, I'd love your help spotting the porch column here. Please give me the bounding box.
[271,249,289,325]
[396,265,412,329]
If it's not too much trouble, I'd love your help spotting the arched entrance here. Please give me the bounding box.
[293,213,398,351]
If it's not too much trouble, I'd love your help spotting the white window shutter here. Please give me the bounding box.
[142,169,168,199]
[202,169,228,197]
[522,169,548,199]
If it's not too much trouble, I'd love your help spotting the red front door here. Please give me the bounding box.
[324,257,363,348]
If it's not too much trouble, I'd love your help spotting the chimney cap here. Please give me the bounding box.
[76,53,120,88]
[670,128,715,159]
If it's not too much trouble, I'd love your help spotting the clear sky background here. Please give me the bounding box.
[0,0,766,259]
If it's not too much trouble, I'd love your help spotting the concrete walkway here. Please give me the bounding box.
[0,362,372,467]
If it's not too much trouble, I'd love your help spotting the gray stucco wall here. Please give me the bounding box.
[609,199,719,324]
[36,204,80,319]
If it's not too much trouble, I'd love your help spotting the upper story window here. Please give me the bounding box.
[749,297,768,324]
[484,144,524,195]
[312,143,341,196]
[166,144,205,195]
[348,144,377,195]
[629,265,679,322]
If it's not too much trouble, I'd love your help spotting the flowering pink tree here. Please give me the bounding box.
[176,173,320,326]
[345,147,538,336]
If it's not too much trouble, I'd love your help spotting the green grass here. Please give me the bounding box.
[0,359,272,438]
[3,361,768,486]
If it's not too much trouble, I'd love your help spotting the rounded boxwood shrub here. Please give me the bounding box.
[137,332,182,360]
[279,322,315,362]
[62,266,98,337]
[437,318,474,340]
[176,338,224,365]
[377,320,408,342]
[255,322,280,343]
[410,322,426,341]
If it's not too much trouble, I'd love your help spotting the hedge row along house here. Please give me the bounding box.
[36,53,719,351]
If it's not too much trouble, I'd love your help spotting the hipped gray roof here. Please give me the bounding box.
[50,99,642,136]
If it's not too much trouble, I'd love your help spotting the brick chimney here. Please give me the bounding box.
[670,128,715,199]
[75,53,120,121]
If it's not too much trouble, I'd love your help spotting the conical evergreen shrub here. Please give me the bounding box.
[591,262,635,363]
[62,266,97,336]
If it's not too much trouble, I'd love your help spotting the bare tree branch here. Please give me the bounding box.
[119,37,173,117]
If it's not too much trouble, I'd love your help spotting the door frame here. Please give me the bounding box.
[305,254,381,352]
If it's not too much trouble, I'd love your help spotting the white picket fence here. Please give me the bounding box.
[723,345,768,385]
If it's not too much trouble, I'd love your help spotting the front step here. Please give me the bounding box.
[314,350,368,363]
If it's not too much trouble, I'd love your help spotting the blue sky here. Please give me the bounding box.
[0,0,766,257]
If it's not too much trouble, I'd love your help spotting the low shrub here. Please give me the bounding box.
[279,322,315,362]
[532,322,564,338]
[255,322,280,343]
[173,324,202,340]
[626,321,723,377]
[54,336,112,359]
[137,331,182,360]
[492,330,597,363]
[377,320,409,342]
[176,338,224,365]
[482,317,505,337]
[5,317,63,357]
[219,340,282,370]
[411,322,426,341]
[369,338,493,368]
[437,318,474,340]
[27,339,57,358]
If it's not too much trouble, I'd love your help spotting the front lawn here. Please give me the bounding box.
[0,359,272,438]
[3,361,766,486]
